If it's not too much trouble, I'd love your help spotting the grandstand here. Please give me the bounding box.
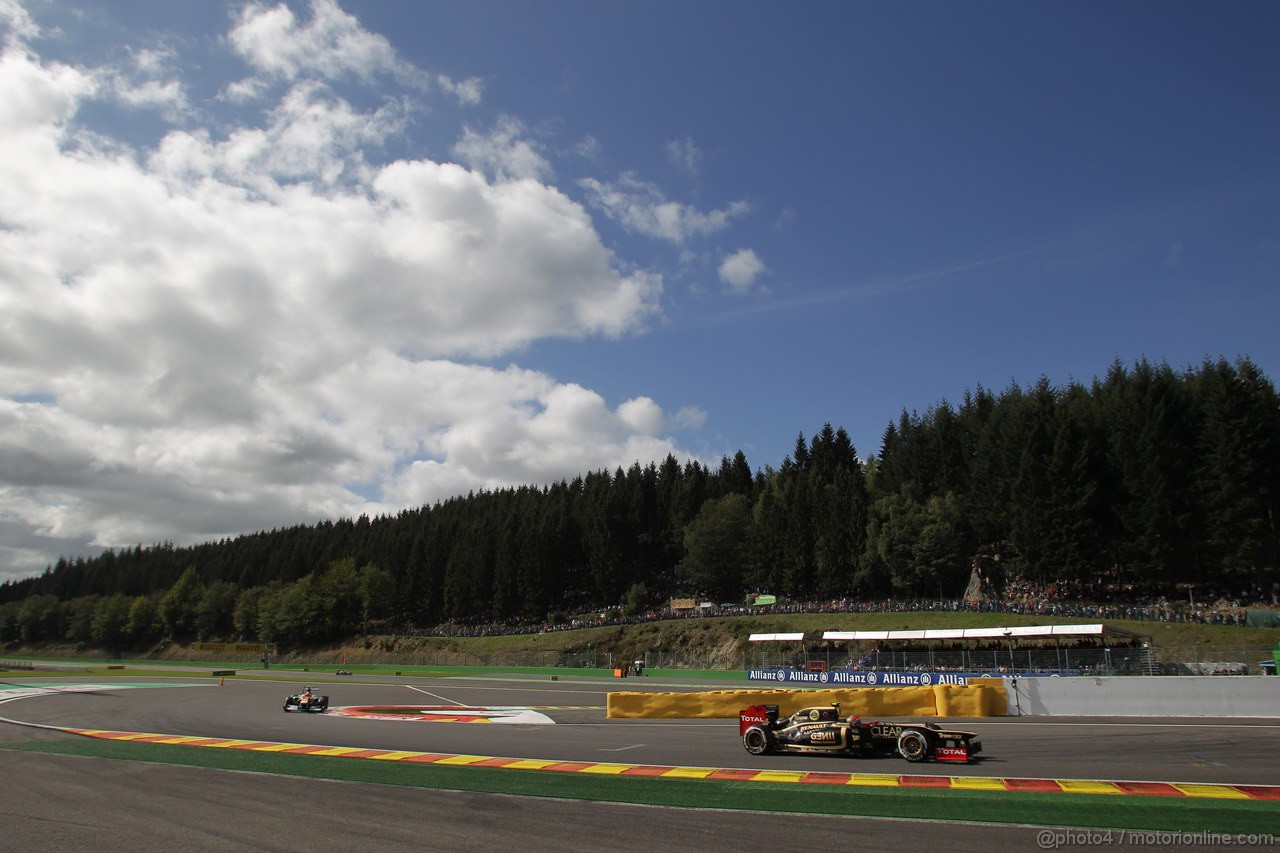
[749,623,1154,676]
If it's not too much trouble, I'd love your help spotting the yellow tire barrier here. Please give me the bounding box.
[606,681,1006,719]
[934,679,1006,717]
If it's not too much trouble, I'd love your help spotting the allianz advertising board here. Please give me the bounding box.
[748,670,1066,685]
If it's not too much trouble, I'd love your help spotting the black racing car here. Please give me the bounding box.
[739,703,981,763]
[283,688,329,713]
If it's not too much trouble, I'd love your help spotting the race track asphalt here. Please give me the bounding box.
[8,673,1277,785]
[1,672,1277,852]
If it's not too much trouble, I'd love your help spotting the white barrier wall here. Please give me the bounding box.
[1005,675,1279,717]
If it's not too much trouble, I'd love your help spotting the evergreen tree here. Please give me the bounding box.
[158,566,203,639]
[6,354,1277,638]
[678,493,751,599]
[1196,358,1280,577]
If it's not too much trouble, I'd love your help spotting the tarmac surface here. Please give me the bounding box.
[2,671,1277,851]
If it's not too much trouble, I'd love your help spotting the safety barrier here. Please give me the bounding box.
[1003,675,1280,717]
[606,682,1006,719]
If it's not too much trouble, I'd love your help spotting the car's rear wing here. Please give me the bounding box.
[739,704,779,735]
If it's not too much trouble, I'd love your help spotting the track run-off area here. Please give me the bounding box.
[1,670,1277,852]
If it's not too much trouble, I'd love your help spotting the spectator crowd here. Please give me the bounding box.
[410,575,1278,639]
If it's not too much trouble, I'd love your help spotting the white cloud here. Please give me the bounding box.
[383,379,696,506]
[572,134,602,163]
[718,248,766,295]
[0,4,701,582]
[0,0,39,46]
[579,172,749,245]
[230,0,407,85]
[453,115,553,183]
[437,73,483,105]
[226,0,481,103]
[96,45,194,122]
[665,135,701,176]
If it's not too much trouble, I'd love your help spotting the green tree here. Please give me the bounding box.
[1104,360,1203,582]
[867,491,968,597]
[64,596,98,644]
[1007,377,1059,578]
[257,576,330,647]
[158,566,203,639]
[748,477,790,593]
[0,602,19,643]
[1197,358,1280,575]
[678,493,751,599]
[232,586,264,640]
[359,563,395,636]
[194,579,239,641]
[125,595,160,645]
[318,558,363,639]
[621,582,648,617]
[90,593,131,651]
[17,594,62,642]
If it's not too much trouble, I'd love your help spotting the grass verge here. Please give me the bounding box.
[0,663,741,684]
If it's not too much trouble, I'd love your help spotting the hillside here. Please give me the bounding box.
[41,611,1268,672]
[373,614,1274,663]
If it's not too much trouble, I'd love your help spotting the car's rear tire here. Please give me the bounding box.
[743,727,773,755]
[898,730,930,762]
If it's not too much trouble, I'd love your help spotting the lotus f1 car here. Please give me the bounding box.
[283,687,329,713]
[739,703,981,763]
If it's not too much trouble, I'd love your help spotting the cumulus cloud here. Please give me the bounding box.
[0,2,699,582]
[718,248,766,295]
[579,172,749,245]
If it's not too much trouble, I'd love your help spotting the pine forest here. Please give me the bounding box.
[2,357,1277,651]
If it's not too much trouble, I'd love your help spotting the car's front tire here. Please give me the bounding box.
[897,730,930,762]
[743,727,774,755]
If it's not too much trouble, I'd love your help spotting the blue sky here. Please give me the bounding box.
[1,0,1277,583]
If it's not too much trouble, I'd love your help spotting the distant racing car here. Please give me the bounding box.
[283,687,329,713]
[738,703,981,763]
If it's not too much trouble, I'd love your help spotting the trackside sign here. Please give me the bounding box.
[193,642,266,653]
[747,669,978,686]
[747,670,1067,685]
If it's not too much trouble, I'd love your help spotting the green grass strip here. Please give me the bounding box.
[3,656,743,682]
[0,666,734,687]
[3,737,1274,834]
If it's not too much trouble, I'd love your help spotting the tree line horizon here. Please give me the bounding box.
[2,356,1277,650]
